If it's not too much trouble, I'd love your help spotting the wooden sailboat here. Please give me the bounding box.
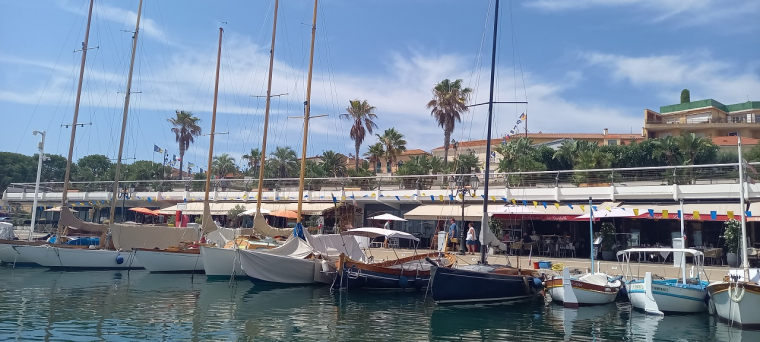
[427,0,543,303]
[706,136,760,328]
[16,0,197,269]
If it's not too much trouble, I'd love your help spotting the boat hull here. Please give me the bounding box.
[707,281,760,329]
[334,253,454,291]
[430,265,541,303]
[0,240,47,264]
[627,280,708,313]
[133,249,203,273]
[13,245,142,269]
[239,249,332,284]
[545,277,619,306]
[200,246,245,278]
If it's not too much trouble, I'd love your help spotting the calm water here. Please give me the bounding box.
[0,268,759,342]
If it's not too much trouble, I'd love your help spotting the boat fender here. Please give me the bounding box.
[399,275,409,288]
[321,260,330,273]
[532,278,543,288]
[115,254,124,264]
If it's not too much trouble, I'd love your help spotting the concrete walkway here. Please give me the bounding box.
[363,247,733,280]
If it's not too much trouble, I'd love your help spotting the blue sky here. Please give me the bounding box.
[2,0,759,172]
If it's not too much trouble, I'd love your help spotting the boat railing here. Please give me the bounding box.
[617,248,709,284]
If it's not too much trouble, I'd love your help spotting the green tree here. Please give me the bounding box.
[340,99,379,171]
[320,150,346,177]
[426,79,472,167]
[212,153,237,178]
[270,147,298,178]
[37,154,70,182]
[191,172,205,191]
[227,204,247,228]
[167,110,201,180]
[305,160,327,178]
[396,155,432,176]
[363,142,385,174]
[0,152,35,193]
[376,128,407,175]
[653,136,681,166]
[429,155,446,174]
[452,152,480,174]
[677,132,717,165]
[680,89,690,104]
[75,154,113,181]
[242,148,262,177]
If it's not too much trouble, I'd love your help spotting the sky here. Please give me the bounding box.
[1,0,759,172]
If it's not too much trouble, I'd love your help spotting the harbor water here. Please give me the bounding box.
[1,268,759,341]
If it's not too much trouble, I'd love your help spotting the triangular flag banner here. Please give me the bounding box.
[592,206,597,211]
[533,201,538,208]
[648,209,655,217]
[677,210,682,218]
[568,204,573,209]
[341,196,346,201]
[522,200,527,206]
[662,209,668,218]
[747,211,752,217]
[579,205,585,212]
[379,194,385,197]
[371,193,376,197]
[395,196,400,201]
[542,202,547,209]
[449,195,454,201]
[728,211,734,219]
[439,195,444,202]
[554,203,560,210]
[633,208,639,216]
[459,194,464,200]
[490,196,496,202]
[511,199,516,205]
[430,195,435,201]
[421,193,426,196]
[332,195,337,203]
[502,197,507,202]
[693,211,700,220]
[710,211,717,220]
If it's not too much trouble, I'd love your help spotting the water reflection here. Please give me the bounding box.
[1,268,759,341]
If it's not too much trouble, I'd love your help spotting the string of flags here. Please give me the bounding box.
[506,113,527,138]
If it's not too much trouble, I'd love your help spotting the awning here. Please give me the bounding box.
[158,202,333,216]
[404,204,503,221]
[129,207,160,216]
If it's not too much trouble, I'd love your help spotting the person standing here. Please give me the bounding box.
[466,222,477,255]
[383,220,391,230]
[448,218,458,249]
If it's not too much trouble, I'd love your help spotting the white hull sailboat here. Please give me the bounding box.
[239,235,334,284]
[133,248,202,273]
[546,269,620,307]
[13,245,141,269]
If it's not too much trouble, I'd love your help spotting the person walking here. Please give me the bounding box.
[448,218,458,250]
[466,222,477,255]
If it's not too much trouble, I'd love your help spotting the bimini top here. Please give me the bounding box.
[616,248,704,257]
[341,227,419,241]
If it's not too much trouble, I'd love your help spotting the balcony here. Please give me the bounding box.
[645,116,760,131]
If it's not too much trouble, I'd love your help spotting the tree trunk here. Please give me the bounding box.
[178,147,185,180]
[443,129,451,167]
[355,141,361,171]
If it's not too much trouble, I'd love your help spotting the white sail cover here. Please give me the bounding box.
[480,214,507,251]
[201,202,218,234]
[252,212,293,238]
[0,222,15,240]
[238,238,318,284]
[307,233,365,262]
[111,224,200,250]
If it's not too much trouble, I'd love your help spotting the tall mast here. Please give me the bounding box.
[57,0,94,240]
[255,0,280,213]
[107,0,143,232]
[738,135,749,279]
[201,27,224,234]
[480,0,500,265]
[296,0,319,223]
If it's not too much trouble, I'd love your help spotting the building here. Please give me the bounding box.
[376,149,430,174]
[711,136,759,155]
[430,131,645,170]
[644,99,760,139]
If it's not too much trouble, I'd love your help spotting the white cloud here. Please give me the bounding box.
[57,0,167,42]
[582,51,760,104]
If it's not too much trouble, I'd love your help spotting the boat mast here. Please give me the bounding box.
[201,27,224,233]
[57,0,94,240]
[738,135,749,279]
[106,0,143,238]
[296,0,319,224]
[589,197,594,274]
[679,199,686,284]
[480,0,500,265]
[255,0,280,214]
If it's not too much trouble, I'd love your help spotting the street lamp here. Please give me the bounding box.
[117,185,135,222]
[449,174,479,254]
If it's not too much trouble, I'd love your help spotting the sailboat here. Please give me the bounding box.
[15,0,197,269]
[199,0,294,278]
[427,0,543,304]
[545,198,622,307]
[707,136,760,328]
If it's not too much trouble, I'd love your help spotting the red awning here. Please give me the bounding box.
[492,213,582,221]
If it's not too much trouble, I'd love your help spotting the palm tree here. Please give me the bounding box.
[426,79,472,167]
[242,148,262,177]
[270,147,298,178]
[340,99,379,171]
[676,132,715,165]
[653,136,680,166]
[364,142,385,174]
[320,150,346,177]
[167,110,201,179]
[452,152,480,174]
[212,154,237,178]
[376,128,407,175]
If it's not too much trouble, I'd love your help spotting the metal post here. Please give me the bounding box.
[30,131,46,241]
[460,178,466,255]
[480,0,500,265]
[738,135,749,279]
[121,188,127,223]
[589,196,594,274]
[679,199,686,284]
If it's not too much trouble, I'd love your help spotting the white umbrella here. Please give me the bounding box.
[341,227,419,241]
[575,207,636,219]
[238,207,272,216]
[368,213,407,221]
[44,206,77,212]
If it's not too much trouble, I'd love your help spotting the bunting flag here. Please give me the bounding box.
[554,203,560,210]
[693,211,700,220]
[592,206,597,211]
[430,195,435,201]
[648,209,655,217]
[677,210,682,218]
[747,211,753,217]
[522,200,527,206]
[533,201,538,208]
[633,208,639,216]
[662,209,668,218]
[449,195,454,201]
[405,195,411,199]
[332,194,337,203]
[710,211,717,220]
[728,211,734,219]
[580,205,585,212]
[542,202,547,209]
[502,197,507,202]
[511,199,516,205]
[505,113,528,138]
[439,195,444,202]
[395,196,400,201]
[371,193,376,197]
[568,204,574,209]
[490,196,496,202]
[459,194,464,200]
[341,196,346,201]
[422,193,426,196]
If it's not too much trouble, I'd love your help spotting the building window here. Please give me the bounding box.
[607,140,617,146]
[386,162,391,173]
[375,162,382,172]
[686,113,711,124]
[728,132,739,136]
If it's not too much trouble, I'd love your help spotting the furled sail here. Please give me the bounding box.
[253,212,293,238]
[480,214,507,251]
[201,202,218,234]
[59,206,108,234]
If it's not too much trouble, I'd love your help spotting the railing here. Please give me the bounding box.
[4,162,753,194]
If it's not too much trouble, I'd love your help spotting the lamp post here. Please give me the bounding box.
[30,130,46,241]
[449,174,479,254]
[117,185,134,222]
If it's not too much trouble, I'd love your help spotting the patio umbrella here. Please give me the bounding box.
[270,210,300,219]
[368,213,407,221]
[342,227,419,241]
[129,207,158,216]
[238,207,272,216]
[44,206,77,212]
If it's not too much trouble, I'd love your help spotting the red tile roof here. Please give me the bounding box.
[711,136,760,146]
[432,133,645,150]
[400,149,431,156]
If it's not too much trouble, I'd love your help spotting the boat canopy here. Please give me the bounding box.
[341,227,419,241]
[616,248,704,257]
